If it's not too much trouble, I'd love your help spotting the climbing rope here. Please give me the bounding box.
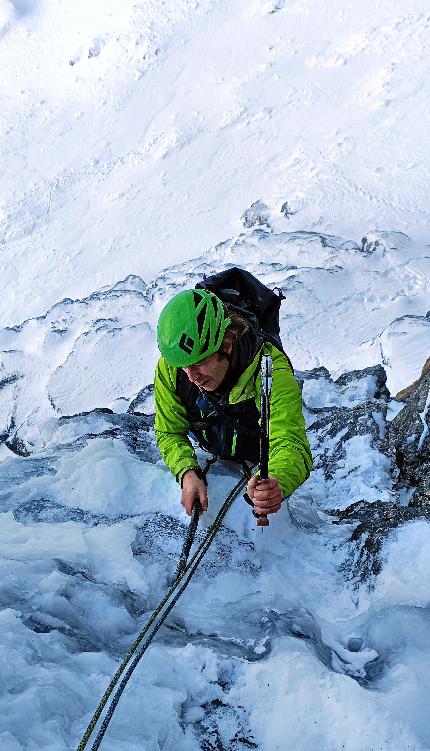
[75,470,249,751]
[172,499,201,583]
[173,454,218,583]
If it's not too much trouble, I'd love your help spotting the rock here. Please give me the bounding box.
[304,365,390,483]
[241,201,271,230]
[332,359,430,585]
[0,374,22,389]
[361,237,381,255]
[128,384,155,415]
[54,409,157,462]
[396,356,430,400]
[335,364,390,401]
[280,200,296,218]
[332,499,430,583]
[304,366,331,380]
[388,369,430,497]
[5,435,30,457]
[309,402,389,481]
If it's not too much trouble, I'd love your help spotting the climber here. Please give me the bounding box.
[154,278,312,518]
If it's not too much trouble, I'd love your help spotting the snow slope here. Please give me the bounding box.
[1,0,430,324]
[1,229,428,459]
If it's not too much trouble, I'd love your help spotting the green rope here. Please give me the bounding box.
[75,473,248,751]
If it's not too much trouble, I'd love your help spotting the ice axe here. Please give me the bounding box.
[244,354,272,528]
[255,354,272,528]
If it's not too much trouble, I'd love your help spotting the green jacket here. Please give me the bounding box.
[154,342,312,497]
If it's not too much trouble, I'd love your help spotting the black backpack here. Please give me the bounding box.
[196,266,291,368]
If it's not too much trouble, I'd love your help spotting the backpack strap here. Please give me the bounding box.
[252,329,294,374]
[176,368,198,407]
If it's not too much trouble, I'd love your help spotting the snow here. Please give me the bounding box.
[23,437,178,516]
[0,231,428,459]
[1,0,430,325]
[236,646,428,751]
[0,0,430,749]
[1,401,425,749]
[375,520,430,605]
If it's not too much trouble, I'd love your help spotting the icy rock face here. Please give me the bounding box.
[52,410,157,462]
[133,513,259,582]
[303,364,391,488]
[241,200,271,230]
[1,228,428,454]
[333,499,430,582]
[127,384,155,415]
[0,359,429,748]
[389,365,430,507]
[5,404,157,464]
[330,360,430,583]
[396,355,430,401]
[0,240,430,749]
[291,364,396,583]
[0,274,160,454]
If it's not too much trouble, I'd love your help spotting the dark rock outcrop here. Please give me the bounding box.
[396,356,430,400]
[332,359,430,585]
[56,409,157,462]
[331,500,430,582]
[304,364,390,482]
[335,364,390,401]
[389,367,430,505]
[241,201,271,230]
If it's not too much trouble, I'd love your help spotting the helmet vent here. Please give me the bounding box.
[213,316,223,346]
[210,295,219,316]
[200,324,211,356]
[196,304,207,338]
[192,290,203,308]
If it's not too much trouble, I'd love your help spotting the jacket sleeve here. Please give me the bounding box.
[256,345,313,497]
[154,357,200,483]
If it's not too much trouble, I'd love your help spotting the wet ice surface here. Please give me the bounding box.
[0,382,429,750]
[0,230,430,751]
[0,233,429,749]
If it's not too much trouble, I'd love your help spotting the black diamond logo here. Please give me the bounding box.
[179,333,195,354]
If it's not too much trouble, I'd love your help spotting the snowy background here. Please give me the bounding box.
[1,1,430,750]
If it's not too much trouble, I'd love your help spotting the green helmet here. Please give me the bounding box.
[157,289,232,367]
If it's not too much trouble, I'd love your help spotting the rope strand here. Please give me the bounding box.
[75,473,248,751]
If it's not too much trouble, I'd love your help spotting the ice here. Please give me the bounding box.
[374,520,430,606]
[235,643,428,750]
[386,398,406,421]
[1,260,427,749]
[0,437,178,517]
[0,399,429,749]
[418,389,430,449]
[48,437,177,516]
[0,0,430,747]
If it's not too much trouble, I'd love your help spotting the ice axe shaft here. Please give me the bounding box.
[254,354,272,528]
